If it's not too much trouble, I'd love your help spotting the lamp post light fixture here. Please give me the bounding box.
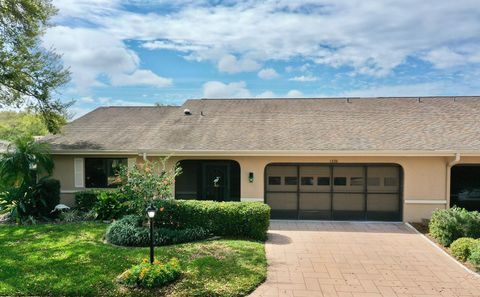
[146,204,157,264]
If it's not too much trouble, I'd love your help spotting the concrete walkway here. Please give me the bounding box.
[250,221,480,297]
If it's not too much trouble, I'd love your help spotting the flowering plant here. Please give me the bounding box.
[117,257,180,288]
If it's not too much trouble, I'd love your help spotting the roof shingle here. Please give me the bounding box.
[43,96,480,153]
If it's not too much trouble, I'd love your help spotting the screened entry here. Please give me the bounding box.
[265,164,403,221]
[175,160,241,202]
[450,165,480,211]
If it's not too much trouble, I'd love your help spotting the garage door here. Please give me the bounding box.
[265,164,402,221]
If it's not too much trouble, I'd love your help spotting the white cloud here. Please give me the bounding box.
[289,75,318,82]
[340,82,447,97]
[72,0,480,76]
[256,90,276,98]
[217,55,260,73]
[79,96,94,103]
[110,69,172,87]
[202,81,251,98]
[258,68,279,79]
[43,26,172,90]
[423,45,480,69]
[50,0,480,82]
[286,90,304,98]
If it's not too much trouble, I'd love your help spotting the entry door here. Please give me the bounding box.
[203,163,230,201]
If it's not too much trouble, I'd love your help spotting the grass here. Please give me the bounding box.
[0,222,266,296]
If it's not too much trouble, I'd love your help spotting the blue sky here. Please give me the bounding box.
[43,0,480,118]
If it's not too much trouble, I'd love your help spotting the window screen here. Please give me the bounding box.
[85,158,127,188]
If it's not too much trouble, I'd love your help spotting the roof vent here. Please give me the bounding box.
[184,109,192,115]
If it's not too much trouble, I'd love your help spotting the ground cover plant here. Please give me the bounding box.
[0,222,266,297]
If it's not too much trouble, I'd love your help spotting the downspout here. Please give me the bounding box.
[446,153,461,209]
[143,152,147,161]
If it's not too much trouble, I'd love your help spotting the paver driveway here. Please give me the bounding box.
[251,221,480,297]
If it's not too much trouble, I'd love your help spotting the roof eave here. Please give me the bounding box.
[49,149,480,157]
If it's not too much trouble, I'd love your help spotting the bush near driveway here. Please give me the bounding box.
[106,215,210,246]
[153,199,270,241]
[469,243,480,266]
[429,207,480,246]
[449,237,480,261]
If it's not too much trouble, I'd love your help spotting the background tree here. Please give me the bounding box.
[0,0,70,134]
[0,111,49,141]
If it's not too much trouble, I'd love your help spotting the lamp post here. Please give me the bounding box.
[146,205,157,264]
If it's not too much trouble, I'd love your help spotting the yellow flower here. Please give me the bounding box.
[139,268,147,280]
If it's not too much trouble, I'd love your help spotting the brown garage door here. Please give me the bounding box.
[265,163,402,221]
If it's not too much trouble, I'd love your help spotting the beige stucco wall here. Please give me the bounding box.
[52,154,480,222]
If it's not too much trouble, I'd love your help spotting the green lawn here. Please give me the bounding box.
[0,222,266,297]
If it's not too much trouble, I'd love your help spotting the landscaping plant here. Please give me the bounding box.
[105,215,210,246]
[153,199,271,241]
[429,207,480,246]
[449,237,480,261]
[117,158,181,214]
[0,137,60,222]
[117,258,181,289]
[468,243,480,266]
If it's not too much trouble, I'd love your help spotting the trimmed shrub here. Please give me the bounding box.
[468,242,480,266]
[105,215,210,246]
[450,237,479,261]
[429,207,480,246]
[153,200,270,241]
[75,191,98,211]
[117,258,181,288]
[93,191,127,220]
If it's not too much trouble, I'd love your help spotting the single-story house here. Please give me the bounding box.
[43,96,480,222]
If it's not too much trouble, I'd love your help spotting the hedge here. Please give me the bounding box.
[429,207,480,246]
[105,215,210,247]
[450,237,480,262]
[153,199,270,241]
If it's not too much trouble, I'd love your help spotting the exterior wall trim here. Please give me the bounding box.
[50,150,480,157]
[240,197,263,202]
[404,199,447,204]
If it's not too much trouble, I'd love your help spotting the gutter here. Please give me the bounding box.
[446,153,461,209]
[49,149,480,157]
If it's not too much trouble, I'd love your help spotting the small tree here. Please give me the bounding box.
[118,158,181,214]
[0,136,57,222]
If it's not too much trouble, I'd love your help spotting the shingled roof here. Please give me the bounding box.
[43,96,480,155]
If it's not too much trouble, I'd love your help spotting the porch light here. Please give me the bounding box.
[249,172,254,183]
[146,205,157,264]
[147,205,156,219]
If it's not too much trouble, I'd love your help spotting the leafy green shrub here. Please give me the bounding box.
[429,207,480,246]
[93,191,127,220]
[153,200,270,241]
[30,177,60,218]
[468,243,480,266]
[117,258,181,288]
[75,191,98,211]
[118,159,181,214]
[450,237,479,261]
[105,215,210,246]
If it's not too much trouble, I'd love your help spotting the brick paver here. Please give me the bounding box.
[250,221,480,297]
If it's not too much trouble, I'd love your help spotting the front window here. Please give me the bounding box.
[85,158,127,188]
